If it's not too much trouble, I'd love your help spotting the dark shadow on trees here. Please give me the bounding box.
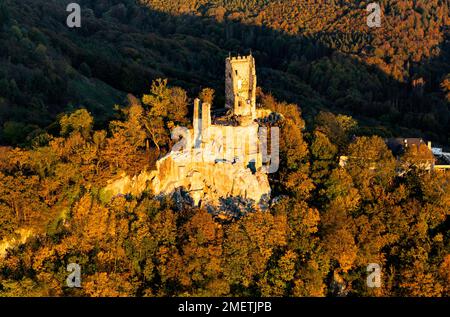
[0,0,448,146]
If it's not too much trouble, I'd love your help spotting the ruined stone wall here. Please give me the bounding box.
[103,148,270,208]
[149,151,270,206]
[202,123,262,171]
[102,101,274,208]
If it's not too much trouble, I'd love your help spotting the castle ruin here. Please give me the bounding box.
[225,54,257,119]
[104,55,279,211]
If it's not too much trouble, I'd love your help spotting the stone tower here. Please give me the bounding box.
[225,54,257,121]
[103,55,275,210]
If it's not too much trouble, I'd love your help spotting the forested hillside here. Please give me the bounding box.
[0,0,449,297]
[0,83,449,296]
[0,0,449,145]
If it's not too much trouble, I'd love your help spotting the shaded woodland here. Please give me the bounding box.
[0,0,449,297]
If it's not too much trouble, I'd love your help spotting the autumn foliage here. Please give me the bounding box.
[0,80,448,297]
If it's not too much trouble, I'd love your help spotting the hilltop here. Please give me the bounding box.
[0,0,449,146]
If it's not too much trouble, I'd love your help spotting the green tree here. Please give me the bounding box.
[141,79,188,155]
[60,109,93,140]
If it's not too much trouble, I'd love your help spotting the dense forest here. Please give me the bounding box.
[0,82,449,296]
[0,0,449,145]
[0,0,449,297]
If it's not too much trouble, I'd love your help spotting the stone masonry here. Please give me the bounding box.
[104,55,277,208]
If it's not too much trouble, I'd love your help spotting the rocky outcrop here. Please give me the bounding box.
[0,228,33,258]
[102,149,271,208]
[102,170,156,200]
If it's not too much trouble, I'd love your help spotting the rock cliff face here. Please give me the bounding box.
[102,170,156,199]
[0,228,33,258]
[150,152,270,206]
[102,149,271,208]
